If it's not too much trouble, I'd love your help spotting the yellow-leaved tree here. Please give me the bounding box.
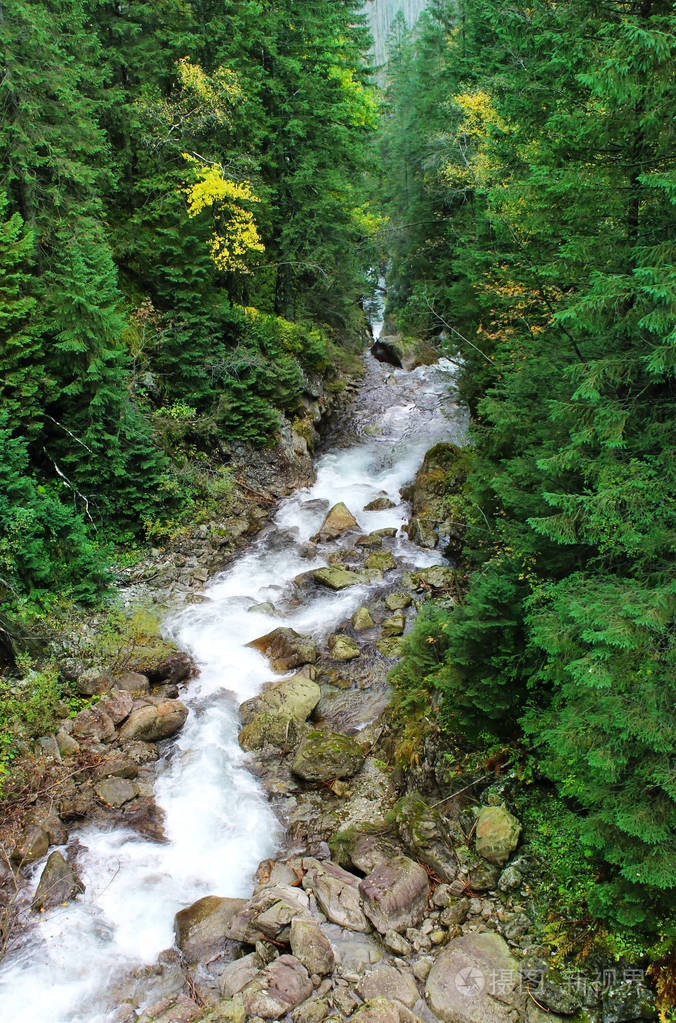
[183,156,264,273]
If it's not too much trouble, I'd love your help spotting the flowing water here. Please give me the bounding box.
[0,345,466,1022]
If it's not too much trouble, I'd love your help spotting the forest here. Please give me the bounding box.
[0,0,674,1011]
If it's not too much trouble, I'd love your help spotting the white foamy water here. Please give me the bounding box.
[0,355,465,1022]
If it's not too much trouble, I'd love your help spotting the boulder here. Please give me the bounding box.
[440,898,469,927]
[359,963,419,1009]
[144,652,192,685]
[313,567,365,590]
[327,634,360,661]
[32,851,84,911]
[219,952,262,997]
[365,551,396,573]
[475,806,521,865]
[227,883,312,943]
[241,954,313,1019]
[335,830,402,875]
[292,996,330,1023]
[404,443,466,556]
[350,997,403,1023]
[381,613,405,637]
[75,669,110,697]
[303,859,371,932]
[371,334,435,372]
[113,671,150,693]
[247,628,319,673]
[364,498,396,511]
[239,673,321,725]
[117,700,189,743]
[402,566,456,591]
[376,637,404,659]
[351,607,375,630]
[238,712,305,753]
[28,809,68,846]
[55,728,80,756]
[393,793,459,882]
[292,730,365,782]
[290,918,335,975]
[11,824,49,865]
[174,895,247,965]
[312,503,358,541]
[94,777,138,808]
[93,752,139,780]
[70,704,116,744]
[425,932,520,1023]
[384,592,412,611]
[98,689,134,725]
[359,855,429,934]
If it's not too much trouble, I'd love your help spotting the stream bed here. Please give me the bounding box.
[0,351,466,1023]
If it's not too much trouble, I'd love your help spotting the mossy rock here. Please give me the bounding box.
[365,551,396,573]
[238,712,306,752]
[384,592,412,611]
[351,607,375,631]
[381,613,405,637]
[376,636,404,659]
[328,634,361,661]
[313,567,366,590]
[239,673,321,725]
[292,729,365,781]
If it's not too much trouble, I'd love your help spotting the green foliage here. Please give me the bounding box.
[0,657,62,797]
[384,0,676,934]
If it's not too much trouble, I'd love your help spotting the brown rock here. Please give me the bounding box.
[117,700,188,743]
[247,628,319,674]
[32,851,85,911]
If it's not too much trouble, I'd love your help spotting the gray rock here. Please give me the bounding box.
[384,592,412,611]
[113,671,150,693]
[393,793,459,882]
[242,954,313,1019]
[117,700,189,743]
[174,895,247,965]
[227,883,312,943]
[247,628,319,673]
[341,832,402,875]
[55,728,80,756]
[219,953,262,997]
[292,730,365,782]
[468,859,500,891]
[71,704,116,744]
[602,976,655,1022]
[475,805,521,865]
[32,851,85,911]
[98,689,134,725]
[383,930,412,956]
[425,932,520,1023]
[440,897,469,927]
[303,860,371,933]
[498,865,523,893]
[359,855,429,934]
[290,919,335,976]
[359,963,419,1009]
[94,777,139,807]
[11,824,49,864]
[364,498,396,511]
